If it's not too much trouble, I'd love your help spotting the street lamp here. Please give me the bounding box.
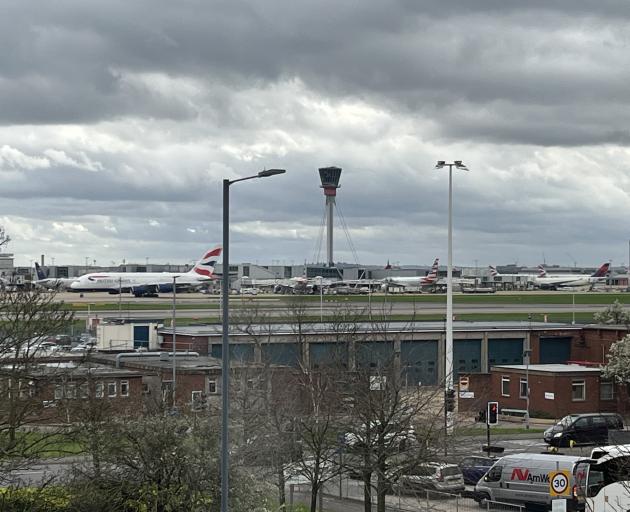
[435,160,469,432]
[221,168,286,512]
[315,276,323,322]
[172,276,177,412]
[525,314,532,429]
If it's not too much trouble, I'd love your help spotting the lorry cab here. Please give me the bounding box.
[475,453,586,510]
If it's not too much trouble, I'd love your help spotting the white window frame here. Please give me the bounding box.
[107,382,117,398]
[208,379,217,394]
[501,376,510,397]
[95,382,104,399]
[120,380,129,397]
[80,383,89,399]
[54,384,64,400]
[572,380,586,401]
[519,378,528,399]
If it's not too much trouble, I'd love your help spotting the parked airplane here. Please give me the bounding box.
[70,246,222,297]
[243,276,329,294]
[33,262,77,290]
[381,258,440,290]
[533,262,610,290]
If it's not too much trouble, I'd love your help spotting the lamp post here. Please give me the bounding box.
[221,168,286,512]
[315,276,323,322]
[525,314,532,429]
[172,276,177,411]
[435,160,469,432]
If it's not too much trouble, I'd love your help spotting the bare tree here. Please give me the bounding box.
[0,287,74,481]
[0,226,9,250]
[340,352,443,512]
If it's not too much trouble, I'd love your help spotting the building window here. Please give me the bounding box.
[80,383,89,399]
[600,380,614,401]
[54,384,63,400]
[120,381,129,397]
[191,390,204,411]
[107,382,117,398]
[519,378,528,399]
[95,382,104,398]
[208,380,217,394]
[65,383,77,400]
[501,376,510,397]
[572,380,586,401]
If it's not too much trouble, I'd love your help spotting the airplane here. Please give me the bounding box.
[70,246,222,297]
[243,276,329,294]
[33,262,77,290]
[533,262,610,290]
[381,258,440,290]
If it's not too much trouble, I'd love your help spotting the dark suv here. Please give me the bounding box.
[543,413,624,447]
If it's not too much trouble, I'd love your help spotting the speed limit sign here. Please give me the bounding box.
[549,470,571,497]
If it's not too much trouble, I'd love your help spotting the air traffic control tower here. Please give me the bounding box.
[319,166,342,267]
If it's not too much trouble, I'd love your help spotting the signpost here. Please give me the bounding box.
[549,469,570,496]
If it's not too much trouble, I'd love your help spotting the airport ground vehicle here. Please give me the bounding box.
[543,413,624,448]
[395,463,464,494]
[474,453,587,510]
[458,456,496,485]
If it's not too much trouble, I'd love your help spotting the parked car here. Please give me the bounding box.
[458,456,496,485]
[543,413,624,448]
[394,463,464,495]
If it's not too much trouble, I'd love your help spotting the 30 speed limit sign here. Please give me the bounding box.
[549,470,571,497]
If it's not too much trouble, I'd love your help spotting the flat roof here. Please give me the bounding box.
[160,320,580,337]
[492,364,601,373]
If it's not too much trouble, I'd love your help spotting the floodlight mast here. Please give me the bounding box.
[435,160,469,434]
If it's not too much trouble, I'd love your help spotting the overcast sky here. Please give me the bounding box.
[2,1,630,268]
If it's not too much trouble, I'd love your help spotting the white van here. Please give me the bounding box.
[474,453,587,510]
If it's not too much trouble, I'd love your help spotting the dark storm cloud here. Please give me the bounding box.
[2,1,630,146]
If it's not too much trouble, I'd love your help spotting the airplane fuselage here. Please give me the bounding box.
[70,272,211,294]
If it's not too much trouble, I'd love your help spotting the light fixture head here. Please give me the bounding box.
[454,160,469,170]
[258,168,286,178]
[435,160,446,168]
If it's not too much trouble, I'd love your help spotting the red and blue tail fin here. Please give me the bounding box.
[591,262,610,278]
[189,246,222,277]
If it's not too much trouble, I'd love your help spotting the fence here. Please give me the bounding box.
[288,481,525,512]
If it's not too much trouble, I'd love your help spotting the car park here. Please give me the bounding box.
[394,463,464,495]
[458,456,495,485]
[543,413,624,448]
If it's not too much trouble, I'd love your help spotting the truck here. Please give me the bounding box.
[573,444,630,511]
[474,453,588,510]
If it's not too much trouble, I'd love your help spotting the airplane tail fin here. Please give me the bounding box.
[34,262,47,280]
[537,264,547,277]
[489,265,498,277]
[188,246,222,278]
[425,258,439,282]
[591,262,610,278]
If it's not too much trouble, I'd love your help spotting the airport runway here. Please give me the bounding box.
[47,290,630,321]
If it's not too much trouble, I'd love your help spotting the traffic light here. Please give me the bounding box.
[445,388,456,412]
[487,401,499,425]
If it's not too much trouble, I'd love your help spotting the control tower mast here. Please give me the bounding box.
[318,167,342,267]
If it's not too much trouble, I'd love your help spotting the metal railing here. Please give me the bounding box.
[289,481,526,512]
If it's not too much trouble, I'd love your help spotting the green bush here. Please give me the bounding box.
[0,487,71,512]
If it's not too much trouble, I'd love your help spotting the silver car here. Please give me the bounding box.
[395,463,465,494]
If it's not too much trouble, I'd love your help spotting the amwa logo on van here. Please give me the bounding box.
[510,469,550,483]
